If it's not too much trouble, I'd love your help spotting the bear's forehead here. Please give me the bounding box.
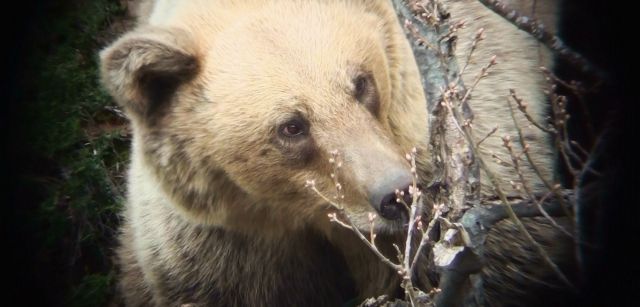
[213,16,379,66]
[200,14,385,94]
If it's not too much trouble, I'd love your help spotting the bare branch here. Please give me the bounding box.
[475,0,604,79]
[306,156,404,274]
[506,94,574,218]
[461,190,574,244]
[549,88,583,179]
[501,136,574,238]
[404,149,424,281]
[540,67,597,140]
[410,204,443,273]
[476,126,497,147]
[476,141,576,289]
[460,55,497,105]
[391,1,588,304]
[509,89,555,134]
[443,95,576,290]
[458,27,485,79]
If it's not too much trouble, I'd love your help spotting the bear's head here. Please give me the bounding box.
[100,2,429,237]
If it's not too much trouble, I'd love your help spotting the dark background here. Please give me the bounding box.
[3,0,634,306]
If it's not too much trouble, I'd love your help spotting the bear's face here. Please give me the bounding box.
[101,2,425,236]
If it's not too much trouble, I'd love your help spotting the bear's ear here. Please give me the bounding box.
[99,26,200,119]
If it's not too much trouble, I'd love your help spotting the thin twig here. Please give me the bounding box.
[561,119,585,168]
[490,152,513,167]
[404,20,440,52]
[541,67,596,140]
[472,139,575,290]
[439,19,467,43]
[570,140,590,160]
[509,89,555,134]
[550,91,581,178]
[460,55,497,105]
[311,186,402,272]
[410,205,443,271]
[327,213,353,230]
[306,154,404,273]
[533,192,574,238]
[501,137,574,238]
[506,95,574,218]
[476,0,604,79]
[446,92,576,290]
[540,67,588,94]
[404,149,421,275]
[458,27,485,79]
[476,126,498,147]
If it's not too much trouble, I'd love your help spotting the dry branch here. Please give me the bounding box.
[392,0,484,305]
[476,0,604,79]
[389,0,586,305]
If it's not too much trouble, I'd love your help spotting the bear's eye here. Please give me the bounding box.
[352,73,379,116]
[280,120,306,138]
[284,124,302,136]
[354,75,368,102]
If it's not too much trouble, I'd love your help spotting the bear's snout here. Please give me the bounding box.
[368,172,412,221]
[377,185,413,220]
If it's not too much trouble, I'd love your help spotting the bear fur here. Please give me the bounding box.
[102,1,427,305]
[100,0,573,306]
[445,1,575,305]
[450,0,556,194]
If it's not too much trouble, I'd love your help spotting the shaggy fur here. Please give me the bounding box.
[100,0,573,306]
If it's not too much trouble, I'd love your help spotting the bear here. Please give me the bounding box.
[101,1,428,305]
[99,0,574,306]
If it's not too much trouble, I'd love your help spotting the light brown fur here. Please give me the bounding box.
[449,0,556,194]
[100,0,572,306]
[102,1,427,305]
[447,1,575,305]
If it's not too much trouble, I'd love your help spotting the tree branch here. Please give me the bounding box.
[475,0,605,79]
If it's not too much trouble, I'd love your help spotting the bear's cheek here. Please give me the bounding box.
[217,146,312,197]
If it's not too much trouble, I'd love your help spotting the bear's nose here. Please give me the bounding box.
[377,186,413,220]
[369,172,413,221]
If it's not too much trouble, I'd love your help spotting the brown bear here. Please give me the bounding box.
[100,0,572,306]
[101,1,428,305]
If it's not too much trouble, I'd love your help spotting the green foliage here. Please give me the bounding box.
[17,0,129,305]
[69,273,116,307]
[24,1,124,156]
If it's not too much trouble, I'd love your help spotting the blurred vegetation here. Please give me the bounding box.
[10,0,130,305]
